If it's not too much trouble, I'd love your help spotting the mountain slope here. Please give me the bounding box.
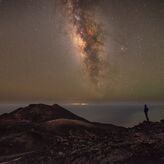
[0,104,87,123]
[0,104,164,164]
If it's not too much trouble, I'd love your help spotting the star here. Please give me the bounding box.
[120,46,127,52]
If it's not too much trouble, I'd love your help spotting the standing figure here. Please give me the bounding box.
[144,104,149,122]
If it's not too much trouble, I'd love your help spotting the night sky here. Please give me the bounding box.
[0,0,164,102]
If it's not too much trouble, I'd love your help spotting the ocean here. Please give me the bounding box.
[0,102,164,127]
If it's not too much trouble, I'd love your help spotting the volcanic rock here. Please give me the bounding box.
[0,104,164,164]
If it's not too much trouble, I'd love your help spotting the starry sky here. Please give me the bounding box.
[0,0,164,102]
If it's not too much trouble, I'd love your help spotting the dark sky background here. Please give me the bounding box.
[0,0,164,102]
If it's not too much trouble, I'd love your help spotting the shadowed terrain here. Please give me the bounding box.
[0,104,164,164]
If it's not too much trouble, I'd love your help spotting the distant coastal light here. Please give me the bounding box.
[71,103,88,106]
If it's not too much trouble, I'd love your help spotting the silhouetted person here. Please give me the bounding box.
[144,104,149,122]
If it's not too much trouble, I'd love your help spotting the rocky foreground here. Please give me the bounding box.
[0,104,164,164]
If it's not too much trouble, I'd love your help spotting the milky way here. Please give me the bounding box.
[0,0,164,101]
[64,0,107,89]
